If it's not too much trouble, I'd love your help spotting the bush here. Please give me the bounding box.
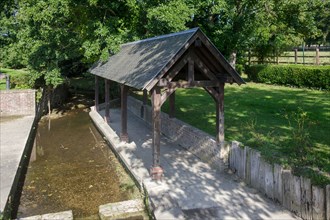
[246,65,330,90]
[10,73,31,89]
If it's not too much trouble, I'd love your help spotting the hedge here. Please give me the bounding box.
[246,64,330,90]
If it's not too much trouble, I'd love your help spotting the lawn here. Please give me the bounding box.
[135,82,330,186]
[0,67,29,90]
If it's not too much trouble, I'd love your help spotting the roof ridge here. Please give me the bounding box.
[123,27,199,46]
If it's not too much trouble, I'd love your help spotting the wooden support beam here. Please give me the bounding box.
[95,76,99,111]
[188,59,194,82]
[160,87,176,106]
[169,91,175,118]
[165,54,189,82]
[120,85,129,142]
[104,79,110,122]
[141,89,148,118]
[203,87,219,101]
[159,80,218,88]
[150,87,163,180]
[216,83,225,148]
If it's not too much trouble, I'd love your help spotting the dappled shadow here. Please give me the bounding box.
[95,107,296,219]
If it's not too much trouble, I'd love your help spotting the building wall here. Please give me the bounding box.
[0,89,36,117]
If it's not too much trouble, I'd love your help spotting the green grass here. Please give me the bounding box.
[135,82,330,186]
[0,67,29,90]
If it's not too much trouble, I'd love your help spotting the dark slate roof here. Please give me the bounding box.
[90,28,244,90]
[90,28,198,90]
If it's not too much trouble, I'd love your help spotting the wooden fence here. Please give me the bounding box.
[247,47,330,65]
[229,141,330,220]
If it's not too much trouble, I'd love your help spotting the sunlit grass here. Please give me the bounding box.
[134,82,330,186]
[0,67,29,90]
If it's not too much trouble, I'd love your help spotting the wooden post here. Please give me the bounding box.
[188,59,194,82]
[294,49,298,64]
[141,89,148,118]
[95,76,99,111]
[248,49,251,66]
[169,91,175,118]
[104,79,110,122]
[316,48,320,65]
[312,185,326,219]
[120,85,129,142]
[216,83,225,148]
[150,87,163,180]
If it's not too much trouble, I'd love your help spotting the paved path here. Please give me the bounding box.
[0,116,34,212]
[90,108,297,220]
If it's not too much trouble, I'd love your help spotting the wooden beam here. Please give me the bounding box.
[196,31,244,84]
[104,79,110,122]
[203,87,219,101]
[159,80,219,89]
[191,52,218,81]
[151,87,161,166]
[216,83,225,148]
[95,76,99,111]
[165,54,189,82]
[120,85,129,142]
[188,59,194,82]
[141,89,148,118]
[145,33,200,91]
[169,91,175,118]
[160,87,176,106]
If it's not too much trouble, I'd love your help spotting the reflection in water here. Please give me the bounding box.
[18,108,138,218]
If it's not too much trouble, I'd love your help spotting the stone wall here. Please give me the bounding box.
[0,89,36,116]
[127,96,229,171]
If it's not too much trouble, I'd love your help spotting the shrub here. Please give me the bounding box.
[246,65,330,90]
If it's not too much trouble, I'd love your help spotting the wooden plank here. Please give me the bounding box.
[237,146,246,179]
[290,175,302,216]
[244,147,251,185]
[326,185,330,220]
[312,185,326,220]
[229,141,238,172]
[282,170,292,210]
[250,149,260,188]
[258,158,266,195]
[274,164,283,204]
[264,162,274,200]
[301,177,312,220]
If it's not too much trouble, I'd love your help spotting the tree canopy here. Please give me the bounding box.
[0,0,328,88]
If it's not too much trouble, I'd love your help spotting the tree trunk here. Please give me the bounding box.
[229,51,237,69]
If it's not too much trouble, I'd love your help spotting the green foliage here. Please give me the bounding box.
[145,0,193,36]
[246,65,330,90]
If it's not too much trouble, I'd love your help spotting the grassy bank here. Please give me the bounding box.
[135,82,330,186]
[0,67,29,90]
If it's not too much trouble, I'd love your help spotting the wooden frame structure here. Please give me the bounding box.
[90,28,245,180]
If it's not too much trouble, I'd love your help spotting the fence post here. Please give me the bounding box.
[316,48,320,65]
[294,49,298,64]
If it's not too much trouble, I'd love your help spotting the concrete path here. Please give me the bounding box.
[90,108,297,220]
[0,116,34,212]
